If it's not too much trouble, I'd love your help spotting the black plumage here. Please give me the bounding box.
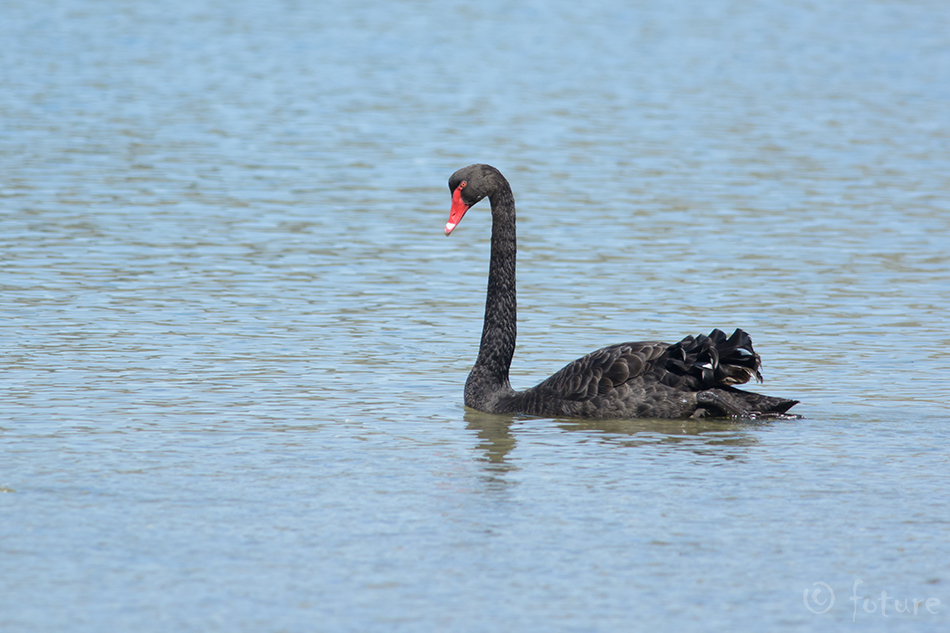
[444,164,798,419]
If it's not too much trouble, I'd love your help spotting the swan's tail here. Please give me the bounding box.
[706,386,800,416]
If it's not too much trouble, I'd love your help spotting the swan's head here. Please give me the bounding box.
[444,164,504,236]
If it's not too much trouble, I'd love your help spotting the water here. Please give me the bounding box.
[2,0,949,630]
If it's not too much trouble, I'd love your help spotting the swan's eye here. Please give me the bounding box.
[459,181,467,188]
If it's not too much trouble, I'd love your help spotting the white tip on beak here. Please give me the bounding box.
[444,222,457,236]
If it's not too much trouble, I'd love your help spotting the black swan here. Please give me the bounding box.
[443,164,798,419]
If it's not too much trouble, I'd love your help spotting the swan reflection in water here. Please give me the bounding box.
[463,410,771,484]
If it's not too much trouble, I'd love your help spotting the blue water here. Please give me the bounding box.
[2,0,950,631]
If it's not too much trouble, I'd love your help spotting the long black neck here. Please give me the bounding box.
[464,180,518,411]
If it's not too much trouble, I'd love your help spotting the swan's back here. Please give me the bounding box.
[501,329,797,418]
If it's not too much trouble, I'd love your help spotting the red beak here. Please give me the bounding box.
[444,184,470,236]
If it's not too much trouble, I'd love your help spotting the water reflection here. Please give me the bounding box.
[558,417,763,458]
[464,411,519,484]
[465,410,766,478]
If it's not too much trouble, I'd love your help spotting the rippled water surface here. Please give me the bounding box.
[2,0,950,631]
